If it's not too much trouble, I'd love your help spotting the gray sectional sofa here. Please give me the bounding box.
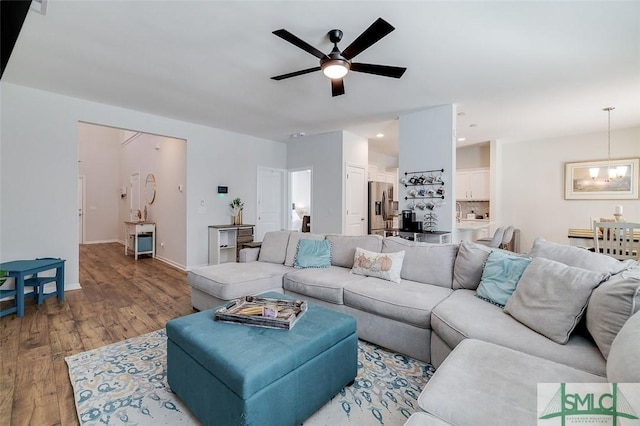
[187,230,640,425]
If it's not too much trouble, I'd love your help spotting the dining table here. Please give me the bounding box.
[568,228,640,249]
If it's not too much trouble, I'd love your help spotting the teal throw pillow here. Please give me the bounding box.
[294,239,332,269]
[476,250,532,307]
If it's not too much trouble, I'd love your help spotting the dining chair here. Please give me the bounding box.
[302,215,311,233]
[593,222,640,260]
[475,227,504,248]
[499,226,515,250]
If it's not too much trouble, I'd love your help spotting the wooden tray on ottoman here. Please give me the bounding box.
[214,295,307,330]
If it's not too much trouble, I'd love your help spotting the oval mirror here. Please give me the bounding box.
[145,173,156,204]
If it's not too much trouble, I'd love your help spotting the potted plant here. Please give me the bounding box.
[229,197,244,225]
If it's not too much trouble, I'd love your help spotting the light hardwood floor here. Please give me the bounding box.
[0,243,194,426]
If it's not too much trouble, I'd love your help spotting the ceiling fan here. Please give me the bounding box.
[271,17,407,97]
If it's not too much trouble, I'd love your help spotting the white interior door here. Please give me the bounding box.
[130,172,140,220]
[256,167,286,241]
[345,164,367,235]
[78,175,85,244]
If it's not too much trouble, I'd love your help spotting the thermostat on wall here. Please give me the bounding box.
[218,186,228,194]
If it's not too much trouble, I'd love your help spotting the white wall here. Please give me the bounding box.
[500,126,640,252]
[457,143,490,169]
[287,131,342,234]
[78,123,121,243]
[399,105,457,233]
[288,131,362,234]
[368,150,398,169]
[1,82,286,288]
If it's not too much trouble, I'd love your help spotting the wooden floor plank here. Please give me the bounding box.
[0,243,193,425]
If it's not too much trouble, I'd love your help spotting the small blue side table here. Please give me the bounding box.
[0,258,66,318]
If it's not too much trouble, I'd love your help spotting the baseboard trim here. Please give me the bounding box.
[155,256,186,272]
[82,239,120,244]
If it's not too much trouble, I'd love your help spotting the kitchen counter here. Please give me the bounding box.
[456,219,491,230]
[454,220,491,242]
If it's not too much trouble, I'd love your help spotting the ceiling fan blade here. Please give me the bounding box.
[331,79,345,97]
[273,29,328,60]
[271,66,321,81]
[341,18,395,60]
[350,63,407,78]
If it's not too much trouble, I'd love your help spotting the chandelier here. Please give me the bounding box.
[590,107,627,182]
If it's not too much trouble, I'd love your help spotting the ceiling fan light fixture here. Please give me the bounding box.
[322,59,350,79]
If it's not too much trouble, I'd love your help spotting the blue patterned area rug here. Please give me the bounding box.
[66,329,434,425]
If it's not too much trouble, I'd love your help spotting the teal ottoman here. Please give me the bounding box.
[166,296,357,426]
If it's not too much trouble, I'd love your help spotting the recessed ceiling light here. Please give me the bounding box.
[376,133,384,138]
[290,132,306,138]
[457,137,466,142]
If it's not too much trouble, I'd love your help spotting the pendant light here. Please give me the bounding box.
[602,106,627,182]
[604,106,615,181]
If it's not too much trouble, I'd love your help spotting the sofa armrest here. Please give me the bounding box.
[239,247,260,263]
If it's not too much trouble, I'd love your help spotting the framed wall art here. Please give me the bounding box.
[564,158,639,200]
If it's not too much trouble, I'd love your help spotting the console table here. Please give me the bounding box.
[124,221,156,259]
[208,224,255,264]
[0,258,65,318]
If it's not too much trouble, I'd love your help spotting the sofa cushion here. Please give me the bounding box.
[293,239,332,269]
[586,267,640,359]
[431,289,606,376]
[352,247,405,284]
[344,277,452,329]
[476,250,531,307]
[258,231,291,264]
[528,237,635,274]
[452,240,492,290]
[188,262,292,300]
[504,257,608,344]
[381,237,458,288]
[326,234,383,268]
[283,266,366,305]
[607,311,640,382]
[418,339,605,426]
[284,233,325,267]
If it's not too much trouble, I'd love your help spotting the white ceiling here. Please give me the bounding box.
[4,1,639,156]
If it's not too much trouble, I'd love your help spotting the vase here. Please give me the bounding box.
[234,211,243,225]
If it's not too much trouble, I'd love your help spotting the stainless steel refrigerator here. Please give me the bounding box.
[368,181,395,236]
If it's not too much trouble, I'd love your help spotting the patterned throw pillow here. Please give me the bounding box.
[351,247,405,284]
[294,239,332,269]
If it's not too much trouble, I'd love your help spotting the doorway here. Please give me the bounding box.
[289,168,312,232]
[78,175,85,244]
[130,171,141,221]
[345,164,366,235]
[256,167,286,241]
[77,122,187,268]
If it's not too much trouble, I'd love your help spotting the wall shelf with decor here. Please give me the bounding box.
[401,168,446,229]
[401,169,445,187]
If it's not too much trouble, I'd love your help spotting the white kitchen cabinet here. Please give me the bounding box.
[456,168,490,200]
